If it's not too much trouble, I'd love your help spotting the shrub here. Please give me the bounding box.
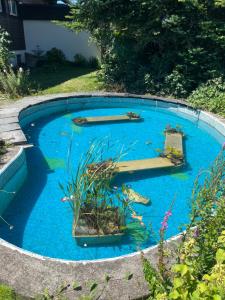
[0,26,12,69]
[74,53,87,67]
[88,56,100,69]
[68,1,225,96]
[0,66,32,99]
[142,149,225,299]
[0,285,16,300]
[188,77,225,117]
[46,47,66,64]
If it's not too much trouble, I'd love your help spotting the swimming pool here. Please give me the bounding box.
[0,96,224,260]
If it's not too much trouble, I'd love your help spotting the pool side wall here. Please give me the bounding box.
[0,148,27,215]
[0,93,224,299]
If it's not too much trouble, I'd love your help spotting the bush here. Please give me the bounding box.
[88,56,100,69]
[0,66,32,99]
[74,53,87,67]
[46,47,66,64]
[0,285,16,300]
[68,1,225,96]
[142,150,225,299]
[0,26,12,69]
[188,77,225,117]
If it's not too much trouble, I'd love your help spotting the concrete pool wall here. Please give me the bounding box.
[0,93,224,299]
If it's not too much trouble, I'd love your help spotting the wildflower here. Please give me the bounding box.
[9,225,14,230]
[160,210,172,231]
[193,227,199,238]
[84,243,87,247]
[61,197,69,202]
[19,67,23,73]
[223,142,225,150]
[165,210,172,217]
[113,186,118,191]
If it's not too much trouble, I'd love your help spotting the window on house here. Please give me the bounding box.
[0,0,3,13]
[8,0,17,16]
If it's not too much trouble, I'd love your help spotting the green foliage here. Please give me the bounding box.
[46,47,66,64]
[67,0,225,96]
[0,66,32,99]
[0,27,32,99]
[0,285,16,300]
[188,77,225,117]
[0,140,7,157]
[0,26,12,69]
[60,138,130,235]
[74,54,87,67]
[143,150,225,299]
[87,56,100,69]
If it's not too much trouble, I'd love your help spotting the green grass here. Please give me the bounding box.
[31,64,104,95]
[0,284,16,300]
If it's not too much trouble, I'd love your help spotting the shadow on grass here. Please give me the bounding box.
[30,63,99,91]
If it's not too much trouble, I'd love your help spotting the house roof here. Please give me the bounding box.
[18,3,70,20]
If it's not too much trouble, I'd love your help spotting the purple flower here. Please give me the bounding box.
[165,210,172,217]
[193,227,199,238]
[160,210,172,231]
[223,142,225,151]
[161,220,168,230]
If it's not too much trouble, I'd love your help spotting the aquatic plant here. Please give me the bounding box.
[72,117,87,125]
[164,124,184,136]
[161,146,184,166]
[60,138,131,237]
[127,112,140,119]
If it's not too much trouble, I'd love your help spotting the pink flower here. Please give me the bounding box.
[165,210,172,217]
[61,197,69,202]
[160,210,172,231]
[161,220,168,230]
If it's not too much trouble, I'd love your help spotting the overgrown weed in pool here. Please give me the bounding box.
[59,138,147,244]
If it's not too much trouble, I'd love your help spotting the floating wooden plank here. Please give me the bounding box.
[73,114,141,125]
[88,132,184,174]
[123,188,150,205]
[164,132,183,156]
[115,157,174,174]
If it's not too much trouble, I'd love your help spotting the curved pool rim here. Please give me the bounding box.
[0,92,224,298]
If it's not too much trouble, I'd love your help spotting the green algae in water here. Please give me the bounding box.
[45,157,65,170]
[71,123,83,134]
[59,131,69,137]
[64,113,73,119]
[170,172,189,181]
[125,222,150,245]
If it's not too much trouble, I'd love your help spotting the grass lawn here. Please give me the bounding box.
[31,64,104,95]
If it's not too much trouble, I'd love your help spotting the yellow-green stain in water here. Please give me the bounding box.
[59,131,69,137]
[64,113,73,119]
[71,123,83,134]
[45,157,65,170]
[170,172,189,180]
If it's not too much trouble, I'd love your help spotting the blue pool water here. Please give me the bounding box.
[0,101,223,260]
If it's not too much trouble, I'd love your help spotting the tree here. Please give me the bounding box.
[67,0,225,97]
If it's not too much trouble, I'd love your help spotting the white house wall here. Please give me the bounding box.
[23,20,98,61]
